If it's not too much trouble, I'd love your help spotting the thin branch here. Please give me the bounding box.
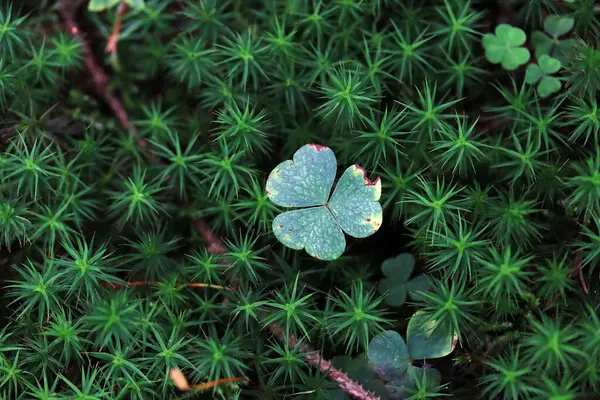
[268,323,381,400]
[192,218,228,254]
[105,2,127,55]
[58,0,144,146]
[195,221,380,400]
[570,255,589,296]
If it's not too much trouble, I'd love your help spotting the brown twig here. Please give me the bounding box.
[105,2,127,55]
[569,255,589,296]
[194,221,380,399]
[192,218,228,255]
[268,323,381,400]
[58,0,144,146]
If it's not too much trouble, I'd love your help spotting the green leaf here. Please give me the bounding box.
[382,253,415,282]
[502,47,530,71]
[267,144,383,260]
[386,366,442,398]
[124,0,145,9]
[368,330,411,380]
[555,38,578,58]
[406,311,457,360]
[329,165,383,238]
[482,24,530,71]
[378,279,407,307]
[272,207,346,261]
[524,55,562,98]
[544,15,574,38]
[537,76,562,98]
[538,54,561,75]
[406,275,430,299]
[525,63,543,84]
[266,144,337,208]
[531,31,553,59]
[378,253,428,307]
[496,24,527,46]
[88,0,121,11]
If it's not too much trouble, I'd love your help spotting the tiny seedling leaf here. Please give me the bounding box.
[482,24,530,71]
[406,311,457,360]
[368,330,411,381]
[267,144,383,260]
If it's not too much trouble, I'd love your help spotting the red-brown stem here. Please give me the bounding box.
[58,2,378,398]
[100,281,232,291]
[268,323,381,400]
[193,218,228,254]
[58,0,145,147]
[195,224,380,399]
[573,255,589,295]
[105,2,127,55]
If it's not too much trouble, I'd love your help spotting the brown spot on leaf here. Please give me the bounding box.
[308,144,329,152]
[354,164,381,186]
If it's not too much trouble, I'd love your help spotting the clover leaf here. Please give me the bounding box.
[482,24,530,71]
[525,54,562,98]
[367,330,411,381]
[266,144,383,261]
[531,15,577,59]
[377,253,430,307]
[406,311,458,360]
[367,325,451,398]
[89,0,145,12]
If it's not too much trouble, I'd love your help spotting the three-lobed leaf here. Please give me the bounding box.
[377,253,430,307]
[266,144,383,261]
[525,55,562,98]
[531,15,576,59]
[482,24,530,71]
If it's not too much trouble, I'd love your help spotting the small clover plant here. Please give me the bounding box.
[266,144,383,261]
[525,54,562,98]
[367,313,457,398]
[377,253,430,307]
[531,15,577,59]
[482,24,530,70]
